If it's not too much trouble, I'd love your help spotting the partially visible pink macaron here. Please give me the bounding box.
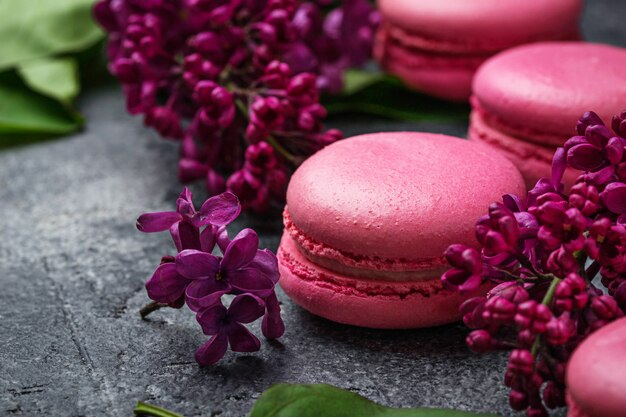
[566,317,626,417]
[374,0,582,101]
[278,132,526,328]
[469,42,626,188]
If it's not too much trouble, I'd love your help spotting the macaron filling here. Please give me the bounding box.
[284,208,447,282]
[279,229,447,300]
[381,21,579,55]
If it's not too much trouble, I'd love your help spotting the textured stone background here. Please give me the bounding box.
[1,2,625,416]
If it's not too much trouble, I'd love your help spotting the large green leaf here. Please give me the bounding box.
[324,70,470,122]
[17,57,80,105]
[248,384,500,417]
[0,0,103,71]
[0,73,82,147]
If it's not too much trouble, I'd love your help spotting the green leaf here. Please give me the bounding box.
[134,401,185,417]
[0,0,103,71]
[341,69,387,95]
[0,72,82,147]
[324,70,470,122]
[248,384,500,417]
[17,57,80,105]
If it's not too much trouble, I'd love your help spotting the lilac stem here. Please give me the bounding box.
[140,301,169,319]
[531,276,562,357]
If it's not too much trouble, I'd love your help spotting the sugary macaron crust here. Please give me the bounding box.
[278,132,526,328]
[469,42,626,187]
[375,0,582,101]
[566,318,626,417]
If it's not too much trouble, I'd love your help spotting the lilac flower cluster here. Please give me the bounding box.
[286,0,380,93]
[94,0,378,212]
[137,188,284,365]
[441,111,626,417]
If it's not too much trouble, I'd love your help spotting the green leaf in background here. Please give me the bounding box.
[134,401,185,417]
[341,69,388,95]
[0,0,102,71]
[248,384,500,417]
[17,57,80,105]
[0,73,83,148]
[324,70,470,122]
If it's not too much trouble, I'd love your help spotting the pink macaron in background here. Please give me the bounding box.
[469,42,626,189]
[566,317,626,417]
[277,132,526,329]
[374,0,583,101]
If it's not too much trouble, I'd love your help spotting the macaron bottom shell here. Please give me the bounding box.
[566,392,591,417]
[278,232,487,329]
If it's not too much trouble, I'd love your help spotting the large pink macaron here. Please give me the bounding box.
[469,42,626,189]
[374,0,582,101]
[566,318,626,417]
[278,132,526,329]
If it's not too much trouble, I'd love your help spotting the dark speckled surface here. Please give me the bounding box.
[1,2,625,416]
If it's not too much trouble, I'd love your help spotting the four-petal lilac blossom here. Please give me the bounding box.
[536,202,587,252]
[176,229,279,312]
[195,294,266,366]
[136,187,241,251]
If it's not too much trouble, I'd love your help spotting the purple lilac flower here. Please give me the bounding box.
[440,111,626,416]
[176,229,279,311]
[136,188,284,365]
[94,0,378,212]
[287,0,379,93]
[136,188,240,250]
[195,294,266,366]
[441,244,483,294]
[145,258,189,308]
[565,112,625,172]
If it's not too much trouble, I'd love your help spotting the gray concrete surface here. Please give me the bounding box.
[1,1,624,415]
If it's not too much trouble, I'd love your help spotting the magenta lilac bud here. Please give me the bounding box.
[591,295,622,321]
[568,182,600,216]
[601,182,626,215]
[466,330,493,353]
[545,313,575,345]
[508,349,534,376]
[515,301,552,334]
[483,296,517,326]
[555,273,588,313]
[441,245,483,294]
[612,110,626,137]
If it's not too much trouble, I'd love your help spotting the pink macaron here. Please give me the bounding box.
[277,132,526,328]
[469,42,626,189]
[566,317,626,417]
[374,0,582,101]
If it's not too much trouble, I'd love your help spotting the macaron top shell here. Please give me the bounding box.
[473,42,626,141]
[286,132,525,261]
[377,0,582,48]
[567,318,626,417]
